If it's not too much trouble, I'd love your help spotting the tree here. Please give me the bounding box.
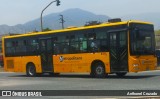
[43,28,52,31]
[84,21,102,26]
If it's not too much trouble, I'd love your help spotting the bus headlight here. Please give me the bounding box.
[133,64,139,71]
[133,64,139,67]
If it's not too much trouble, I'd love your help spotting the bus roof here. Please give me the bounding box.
[3,20,153,39]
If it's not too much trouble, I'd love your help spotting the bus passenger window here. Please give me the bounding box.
[20,40,27,53]
[70,35,75,41]
[70,42,79,53]
[53,43,59,54]
[88,33,96,40]
[12,41,17,54]
[89,40,99,52]
[53,37,60,54]
[62,36,69,54]
[70,35,79,53]
[96,31,108,51]
[90,41,97,48]
[88,33,99,52]
[96,32,107,39]
[79,33,87,52]
[16,40,25,54]
[5,41,15,56]
[80,41,87,52]
[28,39,39,53]
[101,40,108,51]
[63,43,69,54]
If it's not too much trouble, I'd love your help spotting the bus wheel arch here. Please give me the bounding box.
[91,60,106,78]
[26,62,36,77]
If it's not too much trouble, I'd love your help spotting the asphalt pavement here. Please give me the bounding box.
[0,70,160,98]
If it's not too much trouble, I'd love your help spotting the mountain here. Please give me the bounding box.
[1,9,160,35]
[0,8,110,34]
[122,12,160,30]
[0,24,25,34]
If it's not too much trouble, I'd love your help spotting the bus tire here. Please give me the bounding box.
[93,62,106,78]
[90,72,94,77]
[116,72,127,77]
[26,63,36,77]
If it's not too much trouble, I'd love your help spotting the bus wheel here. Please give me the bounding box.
[116,72,127,77]
[93,62,105,78]
[26,64,36,77]
[90,72,94,77]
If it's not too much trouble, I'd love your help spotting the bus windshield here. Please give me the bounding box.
[130,23,155,55]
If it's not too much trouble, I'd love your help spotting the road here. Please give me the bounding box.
[0,70,160,98]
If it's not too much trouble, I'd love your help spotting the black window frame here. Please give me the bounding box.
[4,24,128,57]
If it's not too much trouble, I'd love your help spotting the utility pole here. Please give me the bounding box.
[40,0,61,32]
[59,14,65,29]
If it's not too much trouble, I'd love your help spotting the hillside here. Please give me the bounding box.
[1,9,160,34]
[0,8,110,34]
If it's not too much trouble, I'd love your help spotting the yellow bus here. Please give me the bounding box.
[2,19,157,78]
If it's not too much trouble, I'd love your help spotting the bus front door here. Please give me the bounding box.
[109,31,128,72]
[40,38,53,72]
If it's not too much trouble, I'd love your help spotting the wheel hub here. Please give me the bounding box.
[96,66,103,75]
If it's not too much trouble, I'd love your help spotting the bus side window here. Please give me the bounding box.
[16,41,22,55]
[53,37,62,55]
[54,36,61,54]
[14,41,20,55]
[79,33,87,52]
[88,33,99,52]
[6,41,14,56]
[96,31,108,52]
[80,40,87,52]
[12,41,17,55]
[16,40,27,55]
[63,36,69,54]
[28,39,39,54]
[32,39,39,51]
[70,35,79,53]
[22,40,27,53]
[56,35,69,54]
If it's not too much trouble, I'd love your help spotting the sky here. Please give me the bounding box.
[0,0,160,26]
